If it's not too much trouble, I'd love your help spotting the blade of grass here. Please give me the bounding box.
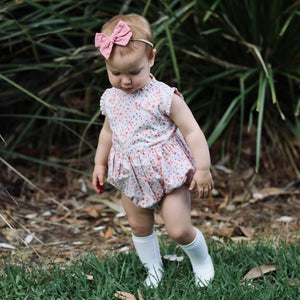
[203,0,221,22]
[0,134,7,146]
[234,75,245,169]
[142,0,152,17]
[255,71,267,172]
[0,74,56,111]
[0,114,101,125]
[267,65,285,120]
[207,82,257,146]
[295,97,300,117]
[79,110,101,157]
[153,1,196,36]
[57,121,96,152]
[279,11,296,37]
[0,63,71,74]
[4,10,41,63]
[4,106,44,158]
[164,22,180,88]
[0,156,69,211]
[24,0,78,28]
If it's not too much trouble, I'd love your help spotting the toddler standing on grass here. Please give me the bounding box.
[92,13,214,288]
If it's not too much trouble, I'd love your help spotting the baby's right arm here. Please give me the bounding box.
[92,118,112,194]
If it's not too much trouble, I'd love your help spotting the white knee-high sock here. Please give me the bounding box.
[132,231,164,288]
[179,227,214,287]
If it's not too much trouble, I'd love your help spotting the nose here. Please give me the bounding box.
[121,75,131,86]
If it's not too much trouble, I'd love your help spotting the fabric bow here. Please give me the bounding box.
[95,20,132,59]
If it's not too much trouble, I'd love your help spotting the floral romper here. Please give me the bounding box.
[100,75,195,208]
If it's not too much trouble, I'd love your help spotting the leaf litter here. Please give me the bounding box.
[0,157,299,271]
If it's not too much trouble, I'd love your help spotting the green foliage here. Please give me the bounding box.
[0,241,299,299]
[0,0,299,173]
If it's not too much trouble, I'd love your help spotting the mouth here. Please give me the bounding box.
[122,87,134,93]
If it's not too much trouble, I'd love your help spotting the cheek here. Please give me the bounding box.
[108,74,117,86]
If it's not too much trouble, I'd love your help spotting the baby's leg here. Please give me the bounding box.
[160,186,214,287]
[160,185,195,244]
[122,194,163,287]
[121,194,154,236]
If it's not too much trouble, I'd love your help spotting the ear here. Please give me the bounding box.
[149,48,157,67]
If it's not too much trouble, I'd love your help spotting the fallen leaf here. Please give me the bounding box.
[163,254,184,262]
[115,291,135,299]
[25,213,38,219]
[25,235,34,244]
[211,236,224,243]
[233,226,254,239]
[240,227,254,239]
[87,194,125,214]
[114,290,144,300]
[50,211,72,222]
[84,208,99,218]
[86,274,94,281]
[116,212,126,218]
[275,216,296,223]
[73,241,83,245]
[252,187,299,200]
[41,211,52,217]
[65,218,87,225]
[82,204,106,218]
[215,165,232,174]
[288,280,300,286]
[78,178,87,193]
[231,236,250,242]
[101,199,125,214]
[243,264,279,281]
[119,246,130,253]
[219,194,229,210]
[0,243,15,249]
[104,227,114,239]
[93,225,105,231]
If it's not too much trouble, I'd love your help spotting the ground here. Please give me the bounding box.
[0,149,299,265]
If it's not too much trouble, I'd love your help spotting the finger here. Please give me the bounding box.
[198,186,204,199]
[189,180,196,191]
[204,186,210,198]
[93,177,102,194]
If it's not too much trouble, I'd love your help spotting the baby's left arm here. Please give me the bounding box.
[169,94,214,198]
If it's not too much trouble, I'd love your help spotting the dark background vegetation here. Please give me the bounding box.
[1,0,299,184]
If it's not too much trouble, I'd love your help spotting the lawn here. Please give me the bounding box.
[1,240,299,299]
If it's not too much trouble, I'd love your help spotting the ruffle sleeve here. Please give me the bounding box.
[100,89,109,115]
[159,86,184,116]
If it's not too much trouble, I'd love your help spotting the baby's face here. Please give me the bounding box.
[106,45,155,94]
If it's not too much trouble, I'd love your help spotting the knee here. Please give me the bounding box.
[167,226,195,245]
[128,216,153,237]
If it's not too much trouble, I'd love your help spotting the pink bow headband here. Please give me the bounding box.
[95,20,153,59]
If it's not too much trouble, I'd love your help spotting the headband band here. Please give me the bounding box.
[131,38,154,48]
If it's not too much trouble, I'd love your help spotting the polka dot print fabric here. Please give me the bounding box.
[100,75,195,208]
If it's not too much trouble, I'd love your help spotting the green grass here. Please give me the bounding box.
[1,240,299,299]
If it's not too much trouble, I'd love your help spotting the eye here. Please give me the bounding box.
[130,69,141,75]
[111,71,120,76]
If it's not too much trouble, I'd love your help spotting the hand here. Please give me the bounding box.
[189,169,214,199]
[92,164,107,194]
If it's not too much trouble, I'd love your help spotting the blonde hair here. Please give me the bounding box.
[101,14,154,59]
